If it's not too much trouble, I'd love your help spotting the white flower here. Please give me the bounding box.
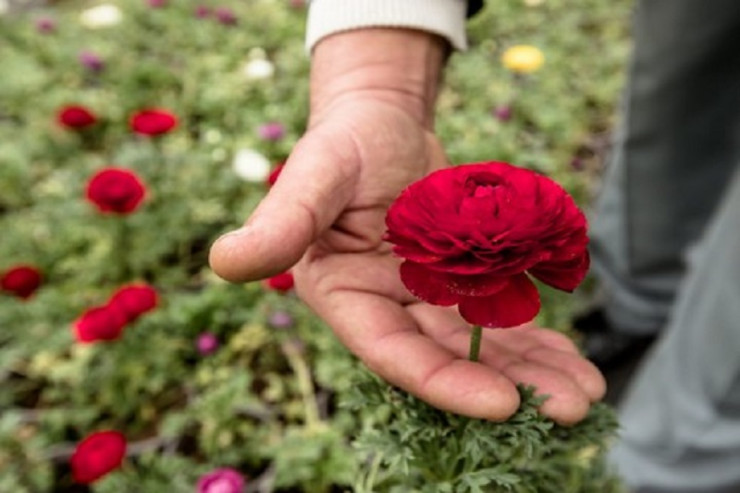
[243,58,274,80]
[523,0,545,6]
[204,129,223,144]
[80,4,122,28]
[0,0,9,16]
[232,149,271,182]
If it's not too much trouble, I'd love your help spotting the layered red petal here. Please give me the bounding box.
[458,273,541,328]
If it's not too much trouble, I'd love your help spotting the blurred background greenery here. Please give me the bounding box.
[0,0,632,491]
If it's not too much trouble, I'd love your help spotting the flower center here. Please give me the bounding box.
[473,184,497,198]
[464,174,502,198]
[105,181,135,205]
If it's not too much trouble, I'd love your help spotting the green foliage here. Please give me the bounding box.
[0,0,632,491]
[346,372,621,493]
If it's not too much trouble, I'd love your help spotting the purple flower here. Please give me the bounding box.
[36,18,56,34]
[195,5,212,18]
[215,7,237,25]
[196,332,219,355]
[493,105,513,122]
[257,122,285,142]
[147,0,167,7]
[79,51,105,72]
[570,157,585,171]
[268,310,294,329]
[197,468,246,493]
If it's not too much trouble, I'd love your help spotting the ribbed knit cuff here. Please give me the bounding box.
[306,0,469,52]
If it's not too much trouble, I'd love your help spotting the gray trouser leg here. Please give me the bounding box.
[589,0,740,334]
[609,165,740,492]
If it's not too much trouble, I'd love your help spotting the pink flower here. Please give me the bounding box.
[196,333,219,355]
[197,468,246,493]
[79,51,105,72]
[36,18,56,33]
[493,105,513,122]
[268,311,294,329]
[257,122,285,141]
[214,7,237,25]
[195,5,211,17]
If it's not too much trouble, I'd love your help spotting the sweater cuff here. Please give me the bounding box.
[306,0,469,52]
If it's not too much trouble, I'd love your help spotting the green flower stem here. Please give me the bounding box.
[282,339,322,430]
[468,325,483,362]
[361,452,383,493]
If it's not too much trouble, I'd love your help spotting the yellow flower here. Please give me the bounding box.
[501,45,545,74]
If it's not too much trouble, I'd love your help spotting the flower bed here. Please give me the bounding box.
[0,0,631,491]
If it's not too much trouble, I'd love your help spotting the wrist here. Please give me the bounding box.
[309,28,448,129]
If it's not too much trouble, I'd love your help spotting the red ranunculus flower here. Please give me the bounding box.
[57,105,97,129]
[129,108,177,136]
[265,271,294,293]
[70,430,127,484]
[86,167,146,214]
[108,283,159,322]
[384,162,589,328]
[73,305,129,343]
[1,265,43,299]
[267,162,284,187]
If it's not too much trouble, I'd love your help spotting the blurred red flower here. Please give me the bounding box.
[86,167,146,214]
[73,305,129,343]
[265,271,294,293]
[108,283,159,322]
[384,162,589,328]
[1,265,43,299]
[70,430,127,484]
[129,109,177,136]
[57,105,97,129]
[267,162,284,187]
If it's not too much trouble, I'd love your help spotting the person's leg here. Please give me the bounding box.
[610,165,740,492]
[589,0,740,335]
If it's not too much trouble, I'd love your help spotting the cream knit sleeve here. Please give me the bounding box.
[305,0,469,52]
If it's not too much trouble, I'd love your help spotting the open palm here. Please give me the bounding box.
[210,97,604,424]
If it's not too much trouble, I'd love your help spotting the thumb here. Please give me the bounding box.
[209,131,359,282]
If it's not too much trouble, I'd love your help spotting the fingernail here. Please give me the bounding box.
[217,226,251,242]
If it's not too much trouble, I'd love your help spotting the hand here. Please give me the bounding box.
[209,29,605,425]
